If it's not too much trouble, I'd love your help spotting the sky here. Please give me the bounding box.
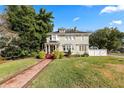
[0,5,124,32]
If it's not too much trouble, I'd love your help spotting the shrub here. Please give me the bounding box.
[82,53,89,57]
[1,46,22,59]
[67,49,71,57]
[38,51,46,59]
[52,50,60,59]
[31,51,37,57]
[52,50,64,59]
[59,51,64,59]
[21,50,29,57]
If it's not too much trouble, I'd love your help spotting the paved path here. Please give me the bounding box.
[0,59,52,88]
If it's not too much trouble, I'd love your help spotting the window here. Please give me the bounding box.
[79,45,84,51]
[71,36,75,40]
[79,46,81,51]
[65,36,70,40]
[72,45,74,50]
[50,35,58,41]
[65,36,75,40]
[52,35,56,40]
[82,36,87,41]
[67,45,69,50]
[50,36,52,40]
[63,46,66,51]
[65,36,68,40]
[69,36,71,40]
[63,45,74,52]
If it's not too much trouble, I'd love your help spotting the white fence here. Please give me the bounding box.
[89,49,107,56]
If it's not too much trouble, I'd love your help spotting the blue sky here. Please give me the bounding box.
[0,5,124,32]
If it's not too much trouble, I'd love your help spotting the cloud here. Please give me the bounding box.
[73,17,80,22]
[84,5,93,8]
[109,20,122,25]
[100,5,124,14]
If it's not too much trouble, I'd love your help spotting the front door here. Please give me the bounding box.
[50,45,55,53]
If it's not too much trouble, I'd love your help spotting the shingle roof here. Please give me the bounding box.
[53,31,88,33]
[53,29,91,33]
[48,28,92,36]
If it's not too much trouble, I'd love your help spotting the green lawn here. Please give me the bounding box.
[31,56,124,88]
[0,58,37,82]
[110,53,124,56]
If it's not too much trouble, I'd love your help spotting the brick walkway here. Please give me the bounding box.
[0,59,52,88]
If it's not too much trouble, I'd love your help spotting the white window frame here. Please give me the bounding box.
[63,44,74,52]
[82,36,87,41]
[50,35,58,41]
[71,36,74,40]
[65,36,75,41]
[79,45,84,51]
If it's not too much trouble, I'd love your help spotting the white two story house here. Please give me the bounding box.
[44,28,91,55]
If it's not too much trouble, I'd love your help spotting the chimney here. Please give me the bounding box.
[58,28,65,33]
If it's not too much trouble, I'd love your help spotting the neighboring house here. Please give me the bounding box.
[44,28,91,55]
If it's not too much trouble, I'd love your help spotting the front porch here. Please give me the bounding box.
[44,42,59,53]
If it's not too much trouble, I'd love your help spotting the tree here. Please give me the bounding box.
[0,14,18,55]
[35,8,54,49]
[1,5,54,59]
[6,5,36,32]
[90,27,124,52]
[6,6,54,50]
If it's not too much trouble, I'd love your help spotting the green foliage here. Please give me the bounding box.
[1,46,21,59]
[0,37,9,48]
[90,27,124,52]
[59,51,64,59]
[81,53,89,57]
[31,52,38,57]
[52,50,64,59]
[0,6,54,59]
[0,41,6,48]
[6,5,36,32]
[52,50,60,59]
[38,51,46,59]
[20,50,29,57]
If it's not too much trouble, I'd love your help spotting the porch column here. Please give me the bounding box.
[55,45,57,50]
[45,44,47,53]
[48,44,50,54]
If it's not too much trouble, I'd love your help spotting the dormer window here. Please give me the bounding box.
[50,35,58,41]
[50,36,52,40]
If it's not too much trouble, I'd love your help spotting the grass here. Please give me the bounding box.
[30,56,124,88]
[110,52,124,56]
[0,57,37,82]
